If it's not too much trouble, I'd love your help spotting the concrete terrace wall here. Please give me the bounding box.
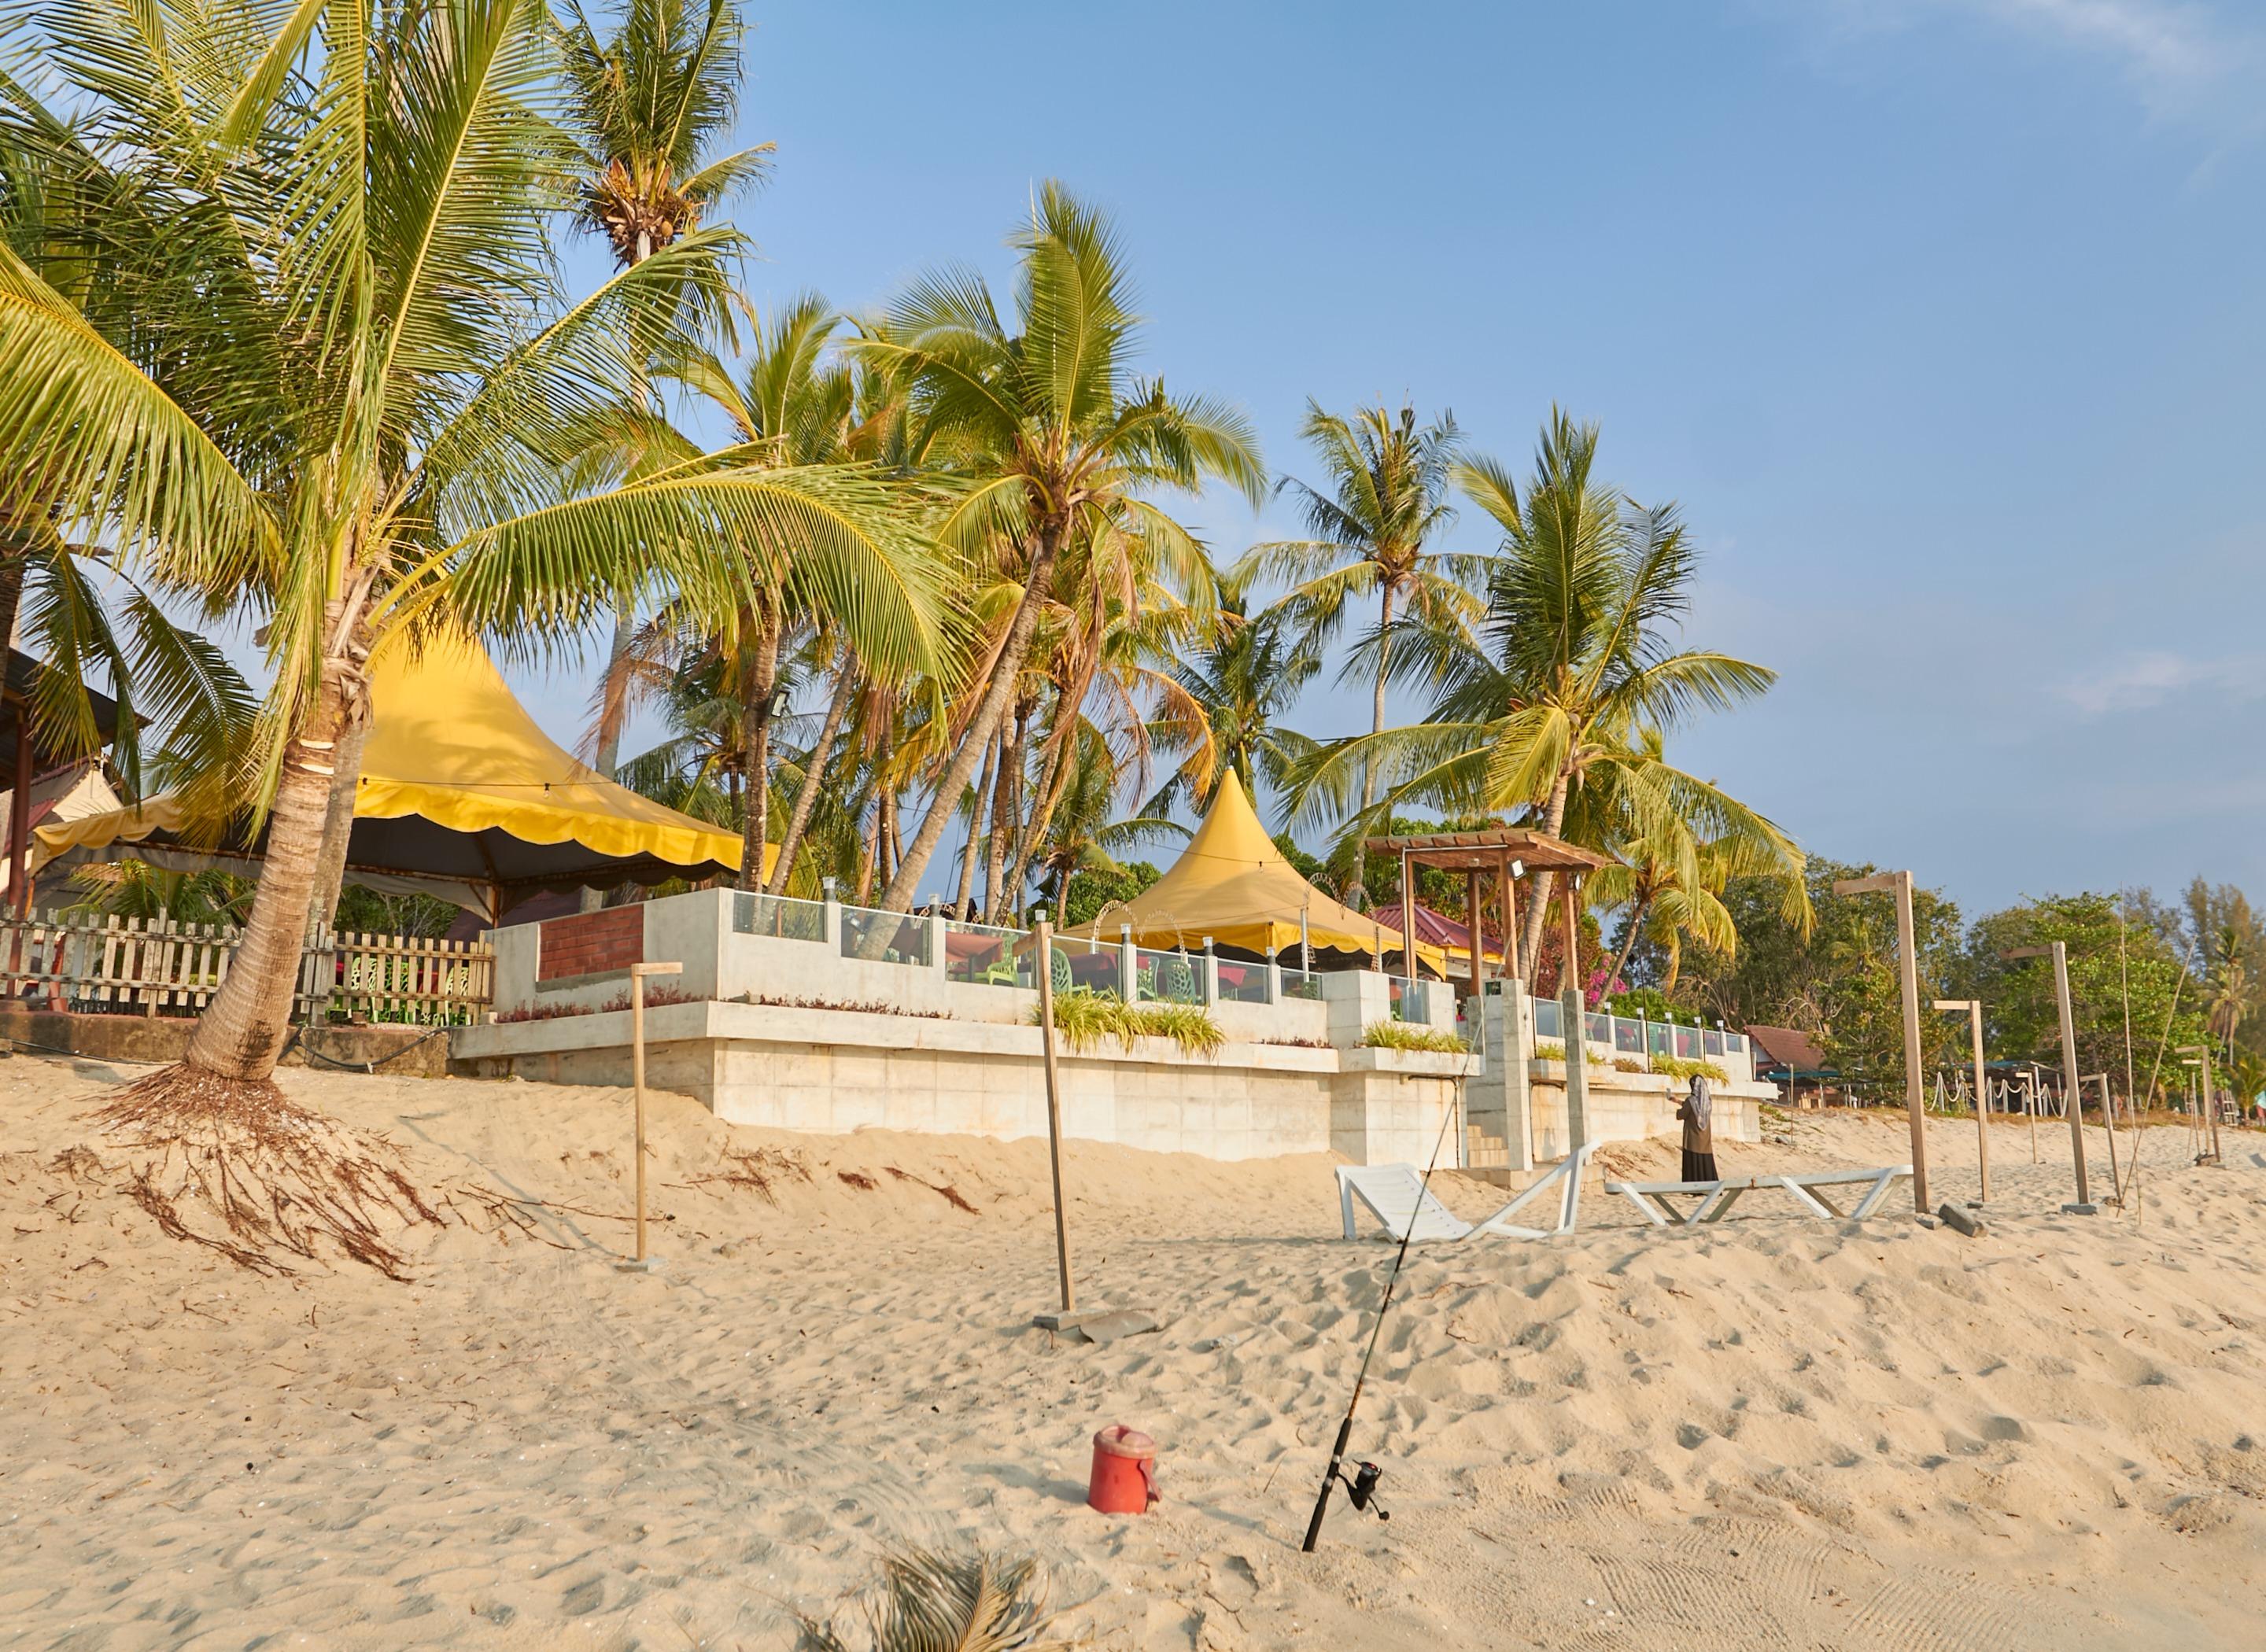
[453,997,1470,1165]
[461,888,1762,1170]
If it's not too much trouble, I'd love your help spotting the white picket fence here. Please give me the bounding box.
[0,911,495,1025]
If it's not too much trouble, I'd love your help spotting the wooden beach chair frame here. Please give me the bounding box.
[1607,1163,1913,1227]
[1336,1145,1599,1244]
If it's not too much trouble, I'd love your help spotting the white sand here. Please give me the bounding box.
[2,1054,2261,1649]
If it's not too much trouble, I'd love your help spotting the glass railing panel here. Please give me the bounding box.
[1278,965,1324,1001]
[1674,1023,1701,1060]
[1725,1031,1745,1056]
[943,920,1035,988]
[1389,976,1429,1023]
[840,905,931,967]
[1135,946,1204,1004]
[1057,934,1124,998]
[1585,1010,1612,1045]
[1611,1016,1645,1054]
[1214,958,1271,1004]
[733,892,826,942]
[1648,1020,1672,1056]
[1703,1027,1725,1056]
[1531,995,1561,1038]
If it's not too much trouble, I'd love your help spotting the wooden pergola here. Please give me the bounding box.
[1363,828,1613,1001]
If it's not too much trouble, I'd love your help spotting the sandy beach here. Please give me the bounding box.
[3,1056,2261,1650]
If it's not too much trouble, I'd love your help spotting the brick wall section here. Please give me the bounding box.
[537,905,644,985]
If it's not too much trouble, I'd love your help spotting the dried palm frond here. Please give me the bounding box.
[797,1549,1055,1652]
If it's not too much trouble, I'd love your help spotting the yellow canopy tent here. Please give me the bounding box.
[33,632,753,919]
[1080,769,1446,972]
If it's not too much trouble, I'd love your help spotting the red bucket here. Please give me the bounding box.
[1087,1425,1159,1514]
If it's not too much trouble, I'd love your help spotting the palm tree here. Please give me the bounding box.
[1293,412,1781,973]
[559,0,774,809]
[1035,725,1187,924]
[1238,401,1477,902]
[851,182,1265,916]
[650,292,943,887]
[1146,568,1319,818]
[0,0,926,1106]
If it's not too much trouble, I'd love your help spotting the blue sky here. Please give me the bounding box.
[522,0,2266,917]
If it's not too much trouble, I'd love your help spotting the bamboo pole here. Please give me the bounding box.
[1035,919,1076,1315]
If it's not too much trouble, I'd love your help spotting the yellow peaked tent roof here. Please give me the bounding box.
[1085,769,1445,968]
[352,629,743,872]
[35,631,753,909]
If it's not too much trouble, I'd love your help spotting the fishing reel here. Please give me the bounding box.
[1334,1460,1389,1523]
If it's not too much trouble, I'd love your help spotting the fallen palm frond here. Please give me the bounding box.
[1362,1020,1470,1054]
[883,1166,979,1215]
[796,1548,1055,1652]
[1033,987,1223,1054]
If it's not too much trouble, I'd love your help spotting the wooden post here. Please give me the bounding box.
[1498,851,1519,983]
[1560,876,1581,1003]
[627,960,681,1266]
[1399,849,1416,990]
[2047,941,2091,1205]
[8,700,30,920]
[2088,1075,2122,1204]
[1936,1000,1989,1204]
[1836,872,1932,1213]
[1034,919,1076,1315]
[1465,868,1482,1003]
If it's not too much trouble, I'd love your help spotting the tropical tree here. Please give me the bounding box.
[559,0,773,796]
[640,291,944,887]
[1239,401,1476,900]
[0,0,924,1125]
[1145,568,1319,819]
[1033,725,1187,924]
[851,181,1266,916]
[1290,411,1781,972]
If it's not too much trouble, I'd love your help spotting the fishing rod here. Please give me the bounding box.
[1301,1093,1459,1553]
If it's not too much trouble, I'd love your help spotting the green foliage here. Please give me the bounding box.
[1652,1054,1726,1082]
[1604,985,1676,1021]
[1532,1039,1605,1067]
[1035,988,1223,1054]
[1957,891,2206,1102]
[1362,1020,1469,1054]
[1670,856,1963,1096]
[65,862,253,927]
[1061,861,1161,931]
[331,888,463,940]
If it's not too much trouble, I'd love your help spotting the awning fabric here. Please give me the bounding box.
[1079,769,1445,969]
[32,631,748,917]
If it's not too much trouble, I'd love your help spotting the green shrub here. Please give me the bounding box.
[1034,988,1223,1054]
[1362,1020,1470,1054]
[1654,1053,1727,1082]
[1533,1039,1605,1066]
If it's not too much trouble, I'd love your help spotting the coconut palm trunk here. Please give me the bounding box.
[1353,578,1396,908]
[954,732,995,915]
[738,599,781,890]
[1520,768,1574,983]
[184,657,358,1079]
[766,651,854,895]
[304,709,375,935]
[1600,891,1652,1006]
[900,520,1062,920]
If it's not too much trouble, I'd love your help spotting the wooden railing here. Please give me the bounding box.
[0,912,494,1026]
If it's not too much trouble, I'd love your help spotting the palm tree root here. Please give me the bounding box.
[90,1064,442,1281]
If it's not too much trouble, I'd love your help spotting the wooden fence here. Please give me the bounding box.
[0,912,494,1026]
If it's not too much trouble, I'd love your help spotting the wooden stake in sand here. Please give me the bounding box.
[628,960,681,1266]
[1934,1000,1989,1204]
[1034,920,1076,1315]
[2002,942,2094,1208]
[2086,1075,2122,1204]
[1836,872,1931,1213]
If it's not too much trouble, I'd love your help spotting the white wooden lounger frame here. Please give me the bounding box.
[1337,1145,1600,1243]
[1606,1164,1914,1227]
